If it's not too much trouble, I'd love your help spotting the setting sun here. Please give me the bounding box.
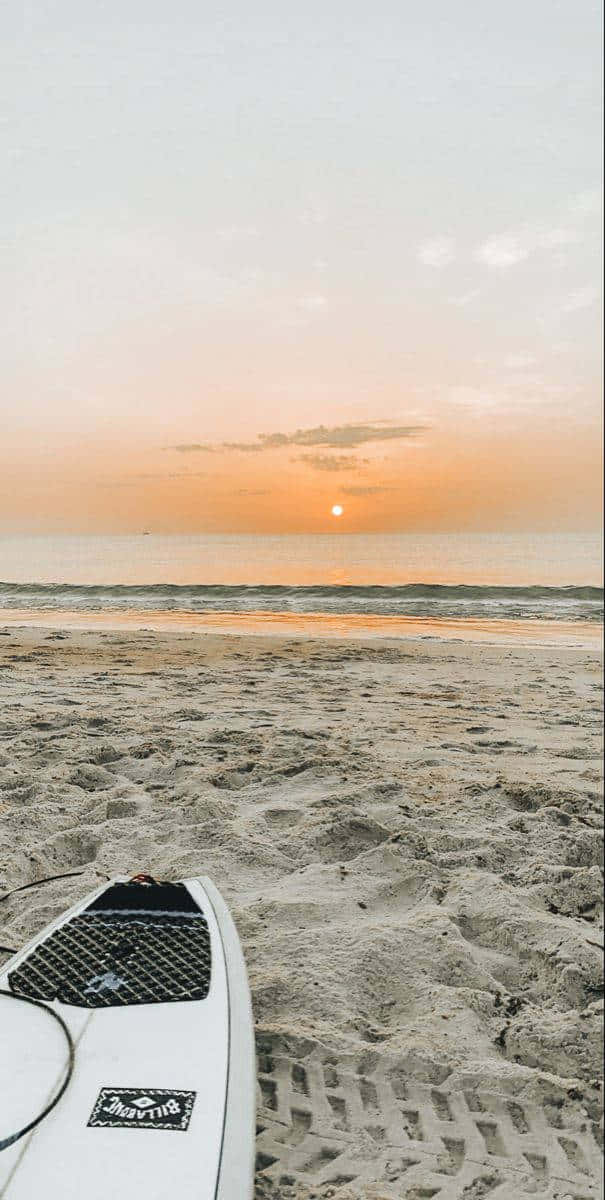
[331,505,344,517]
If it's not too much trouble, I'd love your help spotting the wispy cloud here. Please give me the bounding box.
[417,237,456,267]
[135,471,207,480]
[340,485,393,496]
[216,225,259,242]
[445,375,566,413]
[561,286,600,312]
[537,227,581,251]
[476,234,529,269]
[97,471,206,487]
[502,353,537,370]
[300,203,327,226]
[297,295,327,311]
[448,288,482,307]
[476,225,581,269]
[298,454,364,472]
[568,189,602,217]
[169,443,214,454]
[237,488,270,496]
[447,385,502,410]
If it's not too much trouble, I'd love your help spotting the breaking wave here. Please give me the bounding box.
[0,582,602,622]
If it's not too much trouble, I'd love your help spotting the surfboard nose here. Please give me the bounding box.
[1,875,255,1199]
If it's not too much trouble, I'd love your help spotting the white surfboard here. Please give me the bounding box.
[0,875,255,1199]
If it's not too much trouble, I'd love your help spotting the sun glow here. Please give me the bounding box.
[331,505,344,517]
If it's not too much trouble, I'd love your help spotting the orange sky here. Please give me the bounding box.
[1,3,602,534]
[1,417,601,534]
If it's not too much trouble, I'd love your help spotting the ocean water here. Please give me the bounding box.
[0,532,602,623]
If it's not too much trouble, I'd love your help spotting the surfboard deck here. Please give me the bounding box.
[0,876,255,1199]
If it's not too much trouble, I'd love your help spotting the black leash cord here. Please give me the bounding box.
[0,989,75,1152]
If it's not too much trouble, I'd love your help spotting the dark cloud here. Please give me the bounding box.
[260,422,425,449]
[298,454,364,472]
[170,421,426,456]
[255,432,291,447]
[340,485,394,496]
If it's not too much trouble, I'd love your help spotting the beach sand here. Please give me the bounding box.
[0,624,603,1198]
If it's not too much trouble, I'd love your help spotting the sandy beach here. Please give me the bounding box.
[0,622,602,1198]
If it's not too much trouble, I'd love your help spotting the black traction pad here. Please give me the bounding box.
[9,881,212,1008]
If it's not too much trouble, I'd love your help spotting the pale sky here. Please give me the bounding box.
[1,0,602,532]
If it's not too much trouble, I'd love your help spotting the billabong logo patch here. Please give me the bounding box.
[88,1087,196,1131]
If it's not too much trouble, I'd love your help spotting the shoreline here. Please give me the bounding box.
[0,606,602,647]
